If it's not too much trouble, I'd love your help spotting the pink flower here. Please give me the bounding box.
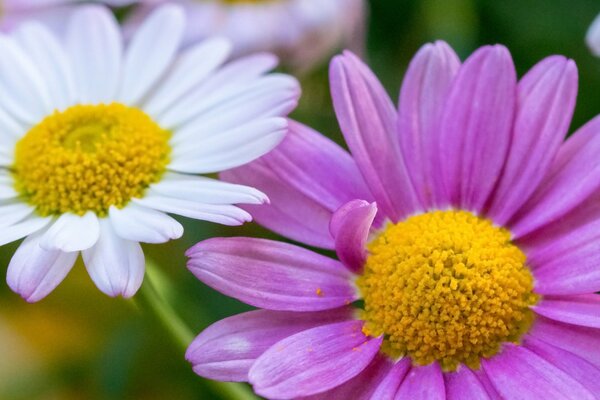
[186,42,600,399]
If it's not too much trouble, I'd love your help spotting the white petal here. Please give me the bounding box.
[82,219,144,298]
[7,229,77,303]
[169,117,287,173]
[0,202,35,228]
[40,211,100,252]
[587,13,600,57]
[66,5,122,103]
[0,35,52,123]
[143,37,231,116]
[151,172,267,205]
[0,173,18,199]
[134,193,252,226]
[157,55,281,127]
[118,4,184,105]
[171,76,299,146]
[0,105,25,139]
[109,203,183,244]
[12,22,76,111]
[0,215,52,246]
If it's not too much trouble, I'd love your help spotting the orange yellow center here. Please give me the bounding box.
[356,210,538,371]
[12,103,171,217]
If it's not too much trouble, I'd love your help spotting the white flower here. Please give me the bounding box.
[0,4,300,301]
[586,12,600,57]
[126,0,367,72]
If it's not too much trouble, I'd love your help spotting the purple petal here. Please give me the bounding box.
[330,200,377,273]
[398,40,460,209]
[248,320,382,399]
[330,50,421,222]
[472,369,503,400]
[187,237,357,311]
[445,367,490,400]
[299,355,394,400]
[510,115,600,238]
[369,358,412,400]
[529,315,600,368]
[525,336,600,394]
[222,160,335,249]
[438,45,516,212]
[186,308,352,382]
[532,294,600,328]
[487,56,577,225]
[395,363,446,399]
[482,344,595,399]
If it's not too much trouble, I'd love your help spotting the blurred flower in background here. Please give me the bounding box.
[586,12,600,56]
[125,0,366,72]
[0,0,136,32]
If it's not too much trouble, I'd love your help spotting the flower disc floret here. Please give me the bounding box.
[12,103,171,217]
[357,210,538,371]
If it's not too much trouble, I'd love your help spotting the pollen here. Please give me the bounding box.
[12,103,171,216]
[356,210,538,371]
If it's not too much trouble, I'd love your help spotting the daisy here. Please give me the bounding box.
[586,12,600,57]
[125,0,366,72]
[0,4,299,302]
[186,42,600,399]
[0,0,136,32]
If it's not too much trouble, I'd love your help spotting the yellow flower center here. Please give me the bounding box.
[12,103,171,217]
[356,210,538,371]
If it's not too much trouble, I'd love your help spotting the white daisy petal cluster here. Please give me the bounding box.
[0,4,300,302]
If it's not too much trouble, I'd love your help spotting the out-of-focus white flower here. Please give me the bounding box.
[586,12,600,57]
[125,0,367,72]
[0,0,135,33]
[0,4,299,302]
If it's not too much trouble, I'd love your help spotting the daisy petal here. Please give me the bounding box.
[525,336,600,394]
[369,358,412,400]
[66,5,122,103]
[119,4,184,105]
[0,216,52,247]
[134,193,252,226]
[533,294,600,328]
[330,200,377,273]
[186,237,356,311]
[12,22,76,110]
[510,116,600,237]
[248,320,382,399]
[150,173,267,205]
[530,316,600,369]
[0,105,24,139]
[109,204,183,244]
[300,355,395,400]
[0,172,18,199]
[82,219,144,298]
[330,50,420,221]
[169,118,287,174]
[488,56,577,225]
[445,367,490,400]
[186,308,352,382]
[40,211,99,252]
[482,344,594,399]
[398,40,460,208]
[0,35,51,123]
[0,202,35,228]
[395,364,446,400]
[7,229,77,303]
[222,160,336,249]
[438,45,516,212]
[143,37,232,116]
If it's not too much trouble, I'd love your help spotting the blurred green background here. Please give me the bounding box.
[1,0,600,399]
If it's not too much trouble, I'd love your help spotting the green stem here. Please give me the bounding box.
[138,262,259,400]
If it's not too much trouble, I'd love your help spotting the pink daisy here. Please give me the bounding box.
[186,42,600,399]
